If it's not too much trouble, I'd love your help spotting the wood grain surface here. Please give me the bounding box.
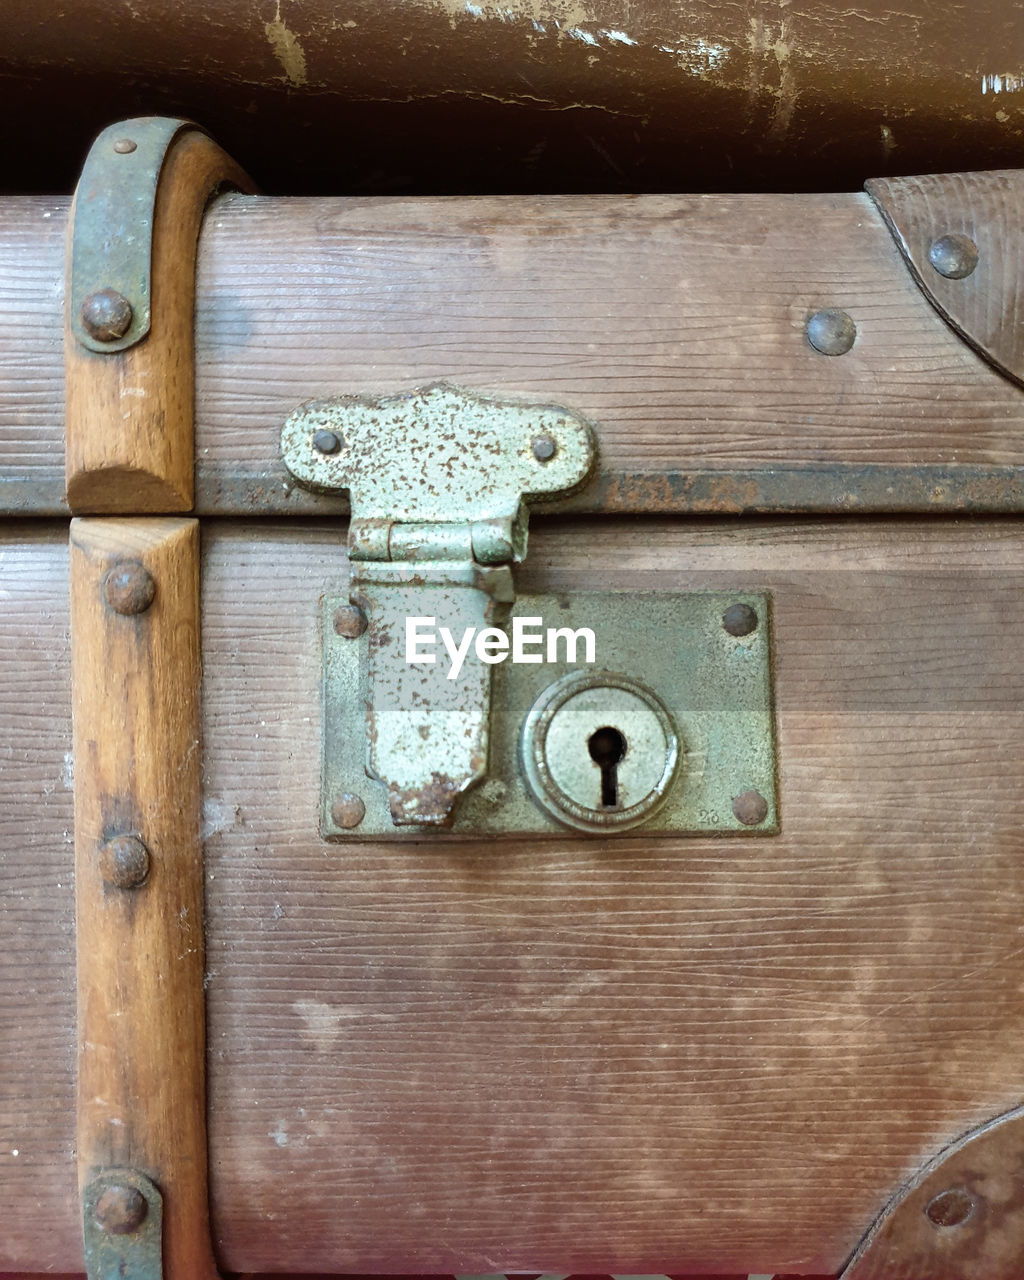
[0,526,77,1273]
[198,519,1024,1275]
[5,518,1024,1273]
[70,518,217,1278]
[6,191,1024,515]
[65,131,253,513]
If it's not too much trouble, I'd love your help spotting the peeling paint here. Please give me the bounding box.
[265,1,309,86]
[601,28,637,45]
[656,37,730,74]
[982,73,1024,95]
[449,0,591,26]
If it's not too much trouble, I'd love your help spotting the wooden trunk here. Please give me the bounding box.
[3,121,1024,1279]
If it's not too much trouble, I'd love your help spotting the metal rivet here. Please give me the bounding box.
[80,288,134,343]
[112,138,138,155]
[94,1184,148,1235]
[333,605,367,638]
[313,429,341,455]
[723,603,758,637]
[928,233,979,280]
[732,789,769,826]
[532,434,557,462]
[103,562,156,616]
[98,835,151,891]
[925,1187,975,1227]
[806,308,857,356]
[331,793,366,829]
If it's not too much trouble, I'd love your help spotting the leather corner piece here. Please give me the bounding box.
[866,170,1024,391]
[840,1104,1024,1280]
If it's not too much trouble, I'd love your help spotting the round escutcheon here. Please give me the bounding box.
[521,670,679,832]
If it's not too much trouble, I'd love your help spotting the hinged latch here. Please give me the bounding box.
[281,383,597,826]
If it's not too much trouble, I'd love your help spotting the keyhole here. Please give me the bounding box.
[588,725,627,808]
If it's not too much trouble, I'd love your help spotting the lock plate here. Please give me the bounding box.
[322,590,778,839]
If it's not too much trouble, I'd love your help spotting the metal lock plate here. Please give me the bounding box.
[322,590,778,839]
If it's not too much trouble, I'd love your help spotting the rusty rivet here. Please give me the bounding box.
[98,834,151,891]
[331,793,366,829]
[103,562,156,616]
[333,604,367,638]
[532,434,558,462]
[925,1187,975,1227]
[80,288,134,343]
[313,429,341,455]
[94,1184,148,1234]
[732,789,769,826]
[112,138,138,154]
[723,603,758,637]
[806,308,857,356]
[928,233,979,280]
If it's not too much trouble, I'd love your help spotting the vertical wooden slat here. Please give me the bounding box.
[71,515,216,1278]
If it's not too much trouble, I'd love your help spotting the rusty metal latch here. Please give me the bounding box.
[281,383,597,826]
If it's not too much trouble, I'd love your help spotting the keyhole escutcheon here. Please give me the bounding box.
[588,725,627,807]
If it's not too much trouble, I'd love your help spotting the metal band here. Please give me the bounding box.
[64,117,255,513]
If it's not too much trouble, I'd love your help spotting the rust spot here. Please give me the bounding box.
[388,772,462,825]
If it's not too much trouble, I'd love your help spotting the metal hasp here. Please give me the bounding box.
[82,1169,163,1280]
[281,383,596,826]
[321,590,778,840]
[840,1105,1024,1280]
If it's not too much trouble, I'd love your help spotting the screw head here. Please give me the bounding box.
[333,604,367,638]
[98,834,151,891]
[925,1187,975,1227]
[94,1184,148,1234]
[806,308,857,356]
[80,288,134,343]
[331,793,366,829]
[103,562,156,616]
[928,233,979,280]
[313,429,341,455]
[532,434,558,462]
[723,603,759,637]
[732,789,769,826]
[112,138,138,154]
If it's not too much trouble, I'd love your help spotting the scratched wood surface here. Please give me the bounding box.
[6,191,1024,515]
[0,526,78,1271]
[4,519,1024,1273]
[198,519,1024,1276]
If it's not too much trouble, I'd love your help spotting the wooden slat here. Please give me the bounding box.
[6,518,1024,1273]
[70,517,216,1278]
[0,527,78,1273]
[198,519,1024,1275]
[6,192,1024,514]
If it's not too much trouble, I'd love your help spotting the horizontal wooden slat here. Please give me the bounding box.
[198,520,1024,1275]
[5,519,1024,1273]
[5,191,1024,515]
